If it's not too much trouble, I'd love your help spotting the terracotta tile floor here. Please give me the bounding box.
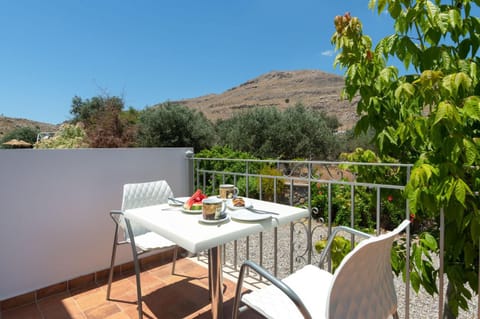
[1,258,263,319]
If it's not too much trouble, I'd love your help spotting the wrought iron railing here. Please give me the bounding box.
[188,155,479,319]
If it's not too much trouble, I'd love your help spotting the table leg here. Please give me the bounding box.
[208,246,224,319]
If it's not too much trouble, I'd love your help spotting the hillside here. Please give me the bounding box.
[171,70,359,130]
[0,70,359,138]
[0,116,58,140]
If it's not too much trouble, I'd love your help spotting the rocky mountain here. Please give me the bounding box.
[170,70,359,131]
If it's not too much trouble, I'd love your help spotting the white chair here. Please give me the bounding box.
[232,220,411,319]
[106,180,178,318]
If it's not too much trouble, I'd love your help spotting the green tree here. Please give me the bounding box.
[137,102,216,151]
[331,1,480,317]
[0,126,38,148]
[217,104,339,159]
[216,106,282,158]
[336,128,377,154]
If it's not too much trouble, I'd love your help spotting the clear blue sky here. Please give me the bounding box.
[0,0,394,124]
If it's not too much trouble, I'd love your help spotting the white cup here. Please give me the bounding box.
[219,184,239,199]
[202,197,226,220]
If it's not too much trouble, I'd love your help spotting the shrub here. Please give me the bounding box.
[35,123,88,149]
[0,126,39,148]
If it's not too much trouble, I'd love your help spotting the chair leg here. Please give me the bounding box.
[106,224,120,300]
[171,246,178,275]
[232,262,248,319]
[125,218,143,319]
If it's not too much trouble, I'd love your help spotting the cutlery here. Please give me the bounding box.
[246,207,279,215]
[168,197,185,204]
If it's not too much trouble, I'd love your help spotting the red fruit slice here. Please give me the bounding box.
[184,189,207,209]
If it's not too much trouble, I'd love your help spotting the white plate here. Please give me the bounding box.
[198,214,230,224]
[229,209,272,222]
[182,208,203,214]
[168,197,189,206]
[226,198,252,210]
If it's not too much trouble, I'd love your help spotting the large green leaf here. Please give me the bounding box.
[395,83,415,99]
[463,138,478,165]
[454,178,468,205]
[433,101,454,126]
[377,0,387,14]
[420,233,438,251]
[389,0,402,18]
[441,73,470,96]
[447,8,462,31]
[463,96,480,121]
[425,0,439,21]
[458,39,472,59]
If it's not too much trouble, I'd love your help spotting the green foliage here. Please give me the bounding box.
[336,128,377,154]
[314,236,352,272]
[195,146,286,199]
[258,166,284,201]
[0,126,38,148]
[137,102,216,151]
[216,104,339,159]
[70,95,122,125]
[311,182,402,229]
[333,1,480,315]
[195,146,260,196]
[35,123,88,149]
[310,151,406,230]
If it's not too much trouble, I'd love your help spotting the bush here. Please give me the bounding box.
[35,123,88,149]
[69,95,137,147]
[0,126,39,148]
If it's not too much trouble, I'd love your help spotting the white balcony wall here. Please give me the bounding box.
[0,148,193,300]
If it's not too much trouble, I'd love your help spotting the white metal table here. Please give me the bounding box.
[124,198,309,319]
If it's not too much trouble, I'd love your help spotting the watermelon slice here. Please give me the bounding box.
[184,189,207,210]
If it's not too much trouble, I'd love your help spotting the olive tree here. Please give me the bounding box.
[216,104,340,159]
[137,102,216,151]
[331,1,479,316]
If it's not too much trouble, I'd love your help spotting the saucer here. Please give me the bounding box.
[198,214,229,224]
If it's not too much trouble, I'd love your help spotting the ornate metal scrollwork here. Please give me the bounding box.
[291,219,310,268]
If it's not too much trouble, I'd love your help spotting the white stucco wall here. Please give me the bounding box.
[0,148,193,300]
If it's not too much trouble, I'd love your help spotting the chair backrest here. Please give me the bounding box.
[120,180,174,237]
[326,220,410,319]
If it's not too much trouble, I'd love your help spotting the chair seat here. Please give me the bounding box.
[129,231,176,251]
[242,265,333,319]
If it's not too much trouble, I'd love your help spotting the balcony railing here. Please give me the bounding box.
[191,155,479,319]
